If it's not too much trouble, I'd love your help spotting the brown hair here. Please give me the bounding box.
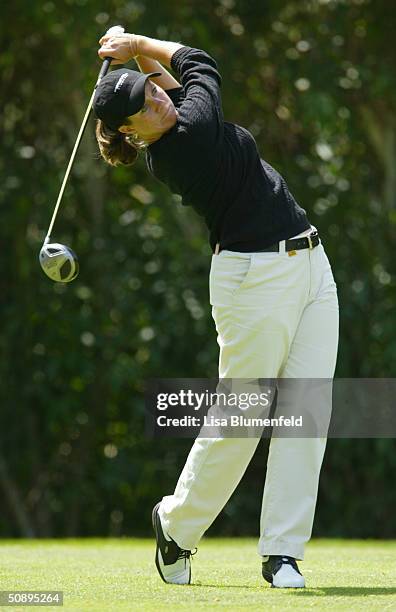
[95,119,147,166]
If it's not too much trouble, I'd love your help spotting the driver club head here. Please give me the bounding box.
[39,242,79,283]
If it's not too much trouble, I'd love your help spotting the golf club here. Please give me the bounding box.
[39,24,125,283]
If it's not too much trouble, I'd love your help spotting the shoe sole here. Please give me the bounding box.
[270,583,305,588]
[152,502,167,584]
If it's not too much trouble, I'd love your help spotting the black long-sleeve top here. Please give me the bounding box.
[146,46,311,252]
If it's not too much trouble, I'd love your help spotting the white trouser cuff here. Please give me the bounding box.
[158,499,198,551]
[258,538,305,561]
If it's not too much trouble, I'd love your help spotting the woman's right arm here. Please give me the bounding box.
[134,36,184,67]
[98,33,184,68]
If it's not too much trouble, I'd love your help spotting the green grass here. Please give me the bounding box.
[0,539,395,611]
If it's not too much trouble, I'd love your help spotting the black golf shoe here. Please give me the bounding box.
[152,502,196,584]
[262,555,305,588]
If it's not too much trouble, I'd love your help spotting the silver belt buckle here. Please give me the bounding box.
[307,230,318,249]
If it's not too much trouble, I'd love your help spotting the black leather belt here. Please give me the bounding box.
[215,230,320,254]
[257,230,320,253]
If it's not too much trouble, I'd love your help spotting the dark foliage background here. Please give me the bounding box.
[1,0,396,538]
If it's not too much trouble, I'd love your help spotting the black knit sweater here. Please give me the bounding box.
[146,46,311,252]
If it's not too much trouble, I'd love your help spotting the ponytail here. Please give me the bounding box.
[95,119,146,167]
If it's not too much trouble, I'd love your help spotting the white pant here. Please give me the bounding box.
[159,233,339,560]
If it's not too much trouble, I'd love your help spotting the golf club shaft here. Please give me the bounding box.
[45,87,97,242]
[45,26,125,243]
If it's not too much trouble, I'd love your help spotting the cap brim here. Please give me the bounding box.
[126,72,162,116]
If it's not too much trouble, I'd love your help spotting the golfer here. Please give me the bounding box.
[95,32,339,588]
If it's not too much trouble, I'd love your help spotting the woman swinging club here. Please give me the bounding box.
[95,31,339,588]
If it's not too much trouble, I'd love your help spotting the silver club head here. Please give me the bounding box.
[39,242,79,283]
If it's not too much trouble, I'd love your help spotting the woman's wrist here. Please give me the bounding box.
[129,34,141,58]
[129,34,143,59]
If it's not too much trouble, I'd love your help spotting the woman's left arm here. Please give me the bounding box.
[134,55,181,90]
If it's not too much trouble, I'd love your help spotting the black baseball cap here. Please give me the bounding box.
[93,68,162,131]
